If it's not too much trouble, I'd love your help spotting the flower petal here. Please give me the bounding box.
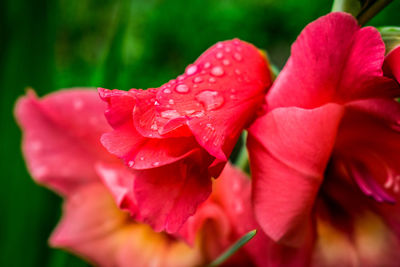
[267,12,398,110]
[14,89,116,195]
[95,162,138,215]
[248,103,344,245]
[49,184,130,266]
[384,46,400,83]
[133,151,213,233]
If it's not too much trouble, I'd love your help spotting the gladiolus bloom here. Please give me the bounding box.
[99,39,271,233]
[15,89,269,267]
[248,12,400,265]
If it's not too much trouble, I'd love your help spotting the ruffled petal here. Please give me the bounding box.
[267,12,397,110]
[384,46,400,83]
[49,184,130,266]
[133,151,213,233]
[248,104,344,245]
[101,121,199,170]
[14,89,116,196]
[95,162,138,215]
[101,39,271,162]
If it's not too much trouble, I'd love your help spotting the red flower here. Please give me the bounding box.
[99,39,272,233]
[248,13,400,265]
[15,88,270,267]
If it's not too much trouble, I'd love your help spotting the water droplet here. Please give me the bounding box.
[186,65,198,76]
[222,59,230,66]
[154,100,160,106]
[234,201,244,213]
[168,99,174,105]
[233,180,240,192]
[225,47,231,53]
[204,62,211,69]
[33,166,48,177]
[31,141,42,152]
[233,53,243,61]
[233,39,240,45]
[208,77,216,83]
[175,84,189,93]
[196,90,224,111]
[151,122,158,130]
[211,66,224,77]
[163,88,171,93]
[177,75,185,81]
[152,162,160,167]
[161,110,181,119]
[235,69,241,75]
[73,99,83,110]
[216,43,223,48]
[216,52,223,59]
[128,160,135,167]
[193,77,203,83]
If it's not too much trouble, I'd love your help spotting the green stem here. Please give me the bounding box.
[357,0,393,25]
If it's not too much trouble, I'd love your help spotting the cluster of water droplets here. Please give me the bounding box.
[384,174,400,193]
[144,40,248,154]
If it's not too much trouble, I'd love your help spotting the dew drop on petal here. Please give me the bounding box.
[233,53,243,61]
[196,90,224,111]
[211,66,224,77]
[222,59,230,66]
[73,99,83,110]
[234,201,244,213]
[193,77,203,84]
[186,64,198,76]
[31,141,42,152]
[128,160,135,167]
[151,122,158,130]
[204,62,211,69]
[33,166,48,177]
[168,99,174,105]
[163,88,172,93]
[175,84,189,93]
[216,52,223,59]
[225,47,231,53]
[235,69,241,75]
[160,110,181,119]
[208,77,216,83]
[216,42,223,48]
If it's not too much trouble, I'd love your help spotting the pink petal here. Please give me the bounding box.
[248,103,344,245]
[267,12,398,110]
[98,88,136,129]
[101,121,200,169]
[133,151,213,233]
[102,39,271,161]
[14,89,116,196]
[346,98,400,129]
[95,162,138,215]
[49,184,130,267]
[384,46,400,83]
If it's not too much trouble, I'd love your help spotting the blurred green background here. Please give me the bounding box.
[1,0,399,266]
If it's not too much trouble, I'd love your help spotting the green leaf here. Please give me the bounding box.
[207,229,257,267]
[378,26,400,54]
